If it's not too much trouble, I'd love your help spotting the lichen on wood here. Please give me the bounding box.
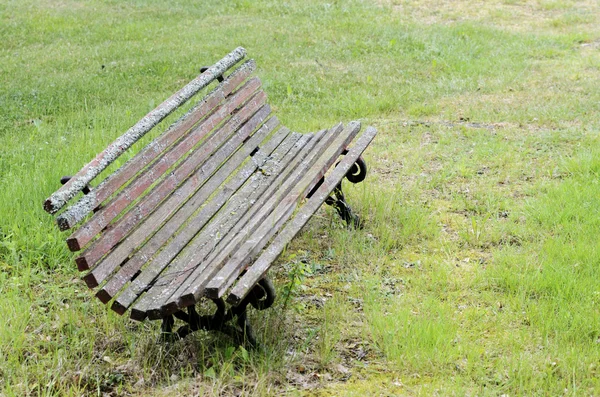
[44,47,247,214]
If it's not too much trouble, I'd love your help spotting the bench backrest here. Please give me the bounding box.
[43,48,275,284]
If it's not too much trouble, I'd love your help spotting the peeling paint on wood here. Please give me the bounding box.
[68,78,263,254]
[165,125,353,311]
[83,96,270,290]
[203,122,362,300]
[114,127,297,316]
[140,132,306,319]
[158,130,323,314]
[97,113,279,306]
[126,127,296,320]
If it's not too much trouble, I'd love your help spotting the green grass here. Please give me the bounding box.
[2,0,600,395]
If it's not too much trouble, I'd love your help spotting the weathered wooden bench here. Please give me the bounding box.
[43,47,376,344]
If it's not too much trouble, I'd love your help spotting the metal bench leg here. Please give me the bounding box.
[160,277,275,347]
[249,277,276,310]
[325,184,362,229]
[236,310,257,346]
[159,314,178,342]
[308,153,368,229]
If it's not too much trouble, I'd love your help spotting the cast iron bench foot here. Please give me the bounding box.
[308,153,368,229]
[159,277,275,347]
[325,184,362,229]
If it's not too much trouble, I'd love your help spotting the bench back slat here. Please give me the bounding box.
[76,88,268,277]
[98,117,284,306]
[136,131,307,319]
[85,105,275,291]
[56,60,257,231]
[162,126,337,311]
[44,47,247,215]
[85,102,273,290]
[71,85,265,270]
[160,129,324,313]
[67,77,264,253]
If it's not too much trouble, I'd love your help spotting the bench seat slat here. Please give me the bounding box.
[228,126,378,304]
[119,130,305,318]
[44,47,247,215]
[97,115,282,305]
[162,124,347,312]
[131,132,309,320]
[82,97,271,287]
[68,78,263,253]
[203,121,362,299]
[156,128,328,315]
[56,60,257,231]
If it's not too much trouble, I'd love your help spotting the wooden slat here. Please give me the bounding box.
[76,89,267,276]
[67,78,263,253]
[158,125,348,314]
[81,95,270,286]
[154,130,324,318]
[44,47,247,214]
[96,115,282,304]
[135,133,309,320]
[56,60,257,231]
[118,131,305,319]
[204,122,363,299]
[228,126,377,304]
[73,88,266,271]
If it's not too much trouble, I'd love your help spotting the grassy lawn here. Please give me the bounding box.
[1,0,600,395]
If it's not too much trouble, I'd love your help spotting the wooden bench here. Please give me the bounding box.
[43,47,376,344]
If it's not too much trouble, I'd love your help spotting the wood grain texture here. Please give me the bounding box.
[81,92,268,287]
[139,133,309,320]
[156,130,323,316]
[162,125,349,312]
[97,114,280,306]
[74,88,265,273]
[122,131,305,319]
[122,131,305,318]
[56,60,256,231]
[204,122,363,299]
[68,78,263,253]
[123,129,302,319]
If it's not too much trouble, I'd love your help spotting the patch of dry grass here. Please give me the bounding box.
[378,0,600,35]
